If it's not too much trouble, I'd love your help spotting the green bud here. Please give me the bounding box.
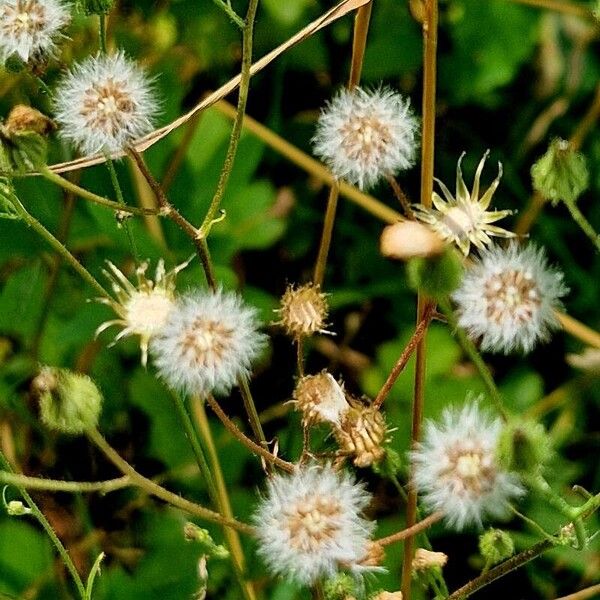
[531,138,589,206]
[4,132,48,172]
[479,528,514,566]
[497,418,551,474]
[33,367,102,435]
[4,54,26,73]
[371,447,402,479]
[323,573,357,600]
[184,523,229,560]
[77,0,115,15]
[6,500,32,517]
[407,247,463,300]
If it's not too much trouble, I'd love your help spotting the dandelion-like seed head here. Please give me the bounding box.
[96,258,190,366]
[411,401,523,530]
[254,464,380,586]
[293,371,349,425]
[53,52,158,155]
[0,0,70,64]
[277,283,329,338]
[150,288,267,397]
[312,87,418,190]
[414,152,516,255]
[452,242,568,354]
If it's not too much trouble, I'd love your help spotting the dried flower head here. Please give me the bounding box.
[277,283,329,338]
[254,464,379,586]
[96,258,190,366]
[411,401,523,530]
[2,104,54,136]
[380,220,445,261]
[371,592,403,600]
[414,152,516,255]
[412,548,448,572]
[151,288,267,397]
[334,401,387,468]
[452,242,568,354]
[0,0,70,64]
[312,87,418,190]
[54,52,158,155]
[293,371,349,425]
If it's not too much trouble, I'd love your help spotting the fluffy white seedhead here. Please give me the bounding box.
[411,401,523,531]
[150,288,267,397]
[452,242,568,354]
[312,87,418,190]
[0,0,70,63]
[414,152,516,256]
[254,464,379,586]
[96,258,191,367]
[53,52,158,155]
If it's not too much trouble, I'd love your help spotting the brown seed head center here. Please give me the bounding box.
[440,445,497,495]
[285,495,342,551]
[1,0,46,36]
[484,269,540,325]
[340,114,391,163]
[180,318,234,367]
[81,79,136,136]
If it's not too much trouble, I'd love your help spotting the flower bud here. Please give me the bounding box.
[531,138,589,206]
[406,247,463,300]
[77,0,115,15]
[277,283,329,338]
[372,447,403,479]
[412,548,448,572]
[370,592,403,600]
[334,402,387,468]
[2,105,54,137]
[184,523,229,560]
[293,371,349,425]
[33,367,102,435]
[479,528,514,566]
[6,500,32,516]
[380,221,445,261]
[496,418,551,474]
[323,573,357,600]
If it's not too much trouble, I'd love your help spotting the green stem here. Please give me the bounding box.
[239,378,270,463]
[562,197,600,253]
[0,450,86,599]
[439,297,508,421]
[211,0,245,28]
[7,194,110,299]
[99,14,108,53]
[86,429,255,534]
[0,472,130,493]
[198,0,259,238]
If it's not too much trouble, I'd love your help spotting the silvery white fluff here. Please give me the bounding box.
[452,242,568,354]
[254,464,380,586]
[150,288,266,397]
[312,86,418,190]
[53,52,158,156]
[0,0,70,63]
[411,401,523,531]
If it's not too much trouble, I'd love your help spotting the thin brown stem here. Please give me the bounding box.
[313,183,340,287]
[199,0,259,238]
[204,395,294,473]
[554,584,600,600]
[387,175,415,220]
[348,2,373,89]
[403,1,438,597]
[86,429,255,534]
[374,305,434,409]
[296,337,305,377]
[507,0,592,19]
[377,511,444,547]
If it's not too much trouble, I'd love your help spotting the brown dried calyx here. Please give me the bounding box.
[380,220,445,260]
[334,399,387,468]
[2,105,55,138]
[292,371,349,425]
[412,548,448,572]
[277,282,329,338]
[371,592,403,600]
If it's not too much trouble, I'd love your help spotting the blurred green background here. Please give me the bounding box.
[0,0,599,598]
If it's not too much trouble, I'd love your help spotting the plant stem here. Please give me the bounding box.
[39,166,158,215]
[438,297,508,420]
[507,0,592,19]
[555,311,600,349]
[204,395,295,473]
[0,450,86,599]
[377,511,444,547]
[313,183,339,287]
[213,100,402,224]
[387,175,415,219]
[348,2,373,89]
[238,379,271,457]
[7,194,110,299]
[554,584,600,600]
[402,1,438,597]
[562,197,600,253]
[86,429,255,534]
[373,304,434,409]
[191,398,256,600]
[199,0,260,238]
[0,472,130,493]
[211,0,245,28]
[98,14,108,53]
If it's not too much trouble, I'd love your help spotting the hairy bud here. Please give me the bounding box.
[323,573,357,600]
[184,523,229,560]
[479,528,514,566]
[293,371,349,425]
[497,418,551,474]
[277,283,329,338]
[412,548,448,572]
[33,367,102,434]
[407,247,463,300]
[77,0,115,15]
